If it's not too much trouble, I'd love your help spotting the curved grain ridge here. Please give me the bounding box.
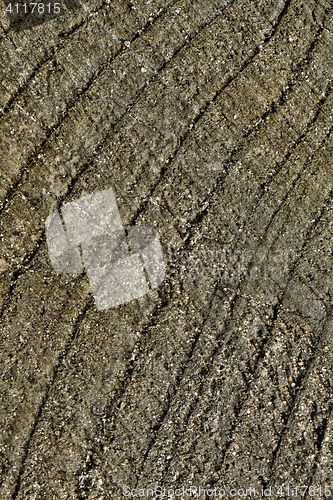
[1,0,333,498]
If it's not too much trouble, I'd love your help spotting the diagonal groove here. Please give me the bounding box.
[132,282,222,482]
[133,164,333,489]
[254,114,333,246]
[0,0,324,378]
[3,0,320,492]
[11,296,95,500]
[0,0,238,322]
[214,189,333,489]
[130,49,262,227]
[0,0,195,118]
[134,33,331,237]
[225,197,333,487]
[4,0,333,497]
[76,281,221,497]
[0,0,109,116]
[130,0,306,227]
[181,85,333,256]
[130,285,239,489]
[13,293,170,499]
[305,404,333,498]
[249,87,332,222]
[265,311,333,489]
[0,0,182,213]
[0,9,306,488]
[174,3,333,251]
[104,127,332,495]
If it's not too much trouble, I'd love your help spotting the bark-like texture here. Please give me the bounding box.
[1,0,333,498]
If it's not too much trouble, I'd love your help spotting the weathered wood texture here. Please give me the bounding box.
[1,0,333,498]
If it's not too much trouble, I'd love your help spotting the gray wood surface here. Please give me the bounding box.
[1,0,333,497]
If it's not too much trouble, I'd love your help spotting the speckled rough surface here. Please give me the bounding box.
[1,0,333,498]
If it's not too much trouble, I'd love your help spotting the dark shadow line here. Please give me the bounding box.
[212,189,333,489]
[12,296,94,500]
[0,0,181,214]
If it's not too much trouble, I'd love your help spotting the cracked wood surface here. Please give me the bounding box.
[1,0,333,498]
